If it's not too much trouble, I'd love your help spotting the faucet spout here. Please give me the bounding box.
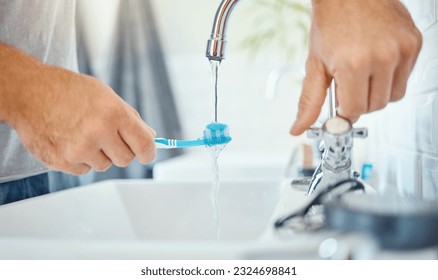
[206,0,241,61]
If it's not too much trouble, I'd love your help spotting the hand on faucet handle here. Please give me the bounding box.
[290,0,422,136]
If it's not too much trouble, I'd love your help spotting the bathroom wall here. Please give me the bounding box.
[375,0,438,199]
[76,0,377,182]
[352,0,438,198]
[151,0,309,155]
[151,1,438,199]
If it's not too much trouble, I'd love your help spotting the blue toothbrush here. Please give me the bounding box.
[154,123,232,149]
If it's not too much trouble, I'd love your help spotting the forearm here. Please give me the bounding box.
[0,42,44,124]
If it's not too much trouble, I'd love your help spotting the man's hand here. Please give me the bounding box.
[291,0,422,135]
[0,43,156,175]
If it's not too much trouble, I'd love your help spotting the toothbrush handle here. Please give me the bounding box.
[175,139,205,148]
[154,138,205,149]
[154,138,176,149]
[154,142,174,149]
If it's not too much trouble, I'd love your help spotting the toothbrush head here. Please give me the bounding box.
[203,122,232,146]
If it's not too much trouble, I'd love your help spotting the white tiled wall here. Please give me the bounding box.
[362,0,438,199]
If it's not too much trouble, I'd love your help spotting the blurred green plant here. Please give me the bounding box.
[239,0,310,61]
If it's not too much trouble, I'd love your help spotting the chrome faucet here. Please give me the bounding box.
[305,82,368,195]
[206,0,240,61]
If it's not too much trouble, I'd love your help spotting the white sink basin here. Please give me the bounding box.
[0,179,280,241]
[0,179,305,259]
[153,151,290,181]
[2,179,408,259]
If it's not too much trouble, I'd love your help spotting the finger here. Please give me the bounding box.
[119,116,156,164]
[86,150,113,172]
[335,70,370,123]
[65,163,92,176]
[368,64,395,112]
[390,31,422,101]
[290,57,331,135]
[102,133,136,167]
[390,63,412,102]
[128,105,157,137]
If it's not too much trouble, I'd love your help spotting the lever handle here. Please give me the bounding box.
[307,127,323,139]
[352,128,368,138]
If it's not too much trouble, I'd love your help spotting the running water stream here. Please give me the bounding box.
[210,60,220,123]
[209,60,222,239]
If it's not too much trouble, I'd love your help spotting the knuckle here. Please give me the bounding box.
[402,32,422,56]
[368,37,397,64]
[66,130,102,163]
[88,124,105,140]
[64,146,78,162]
[298,88,317,111]
[73,121,103,148]
[416,33,423,52]
[391,82,408,102]
[369,101,387,112]
[137,140,156,164]
[345,51,370,72]
[75,167,91,176]
[297,98,310,114]
[94,160,112,172]
[95,165,110,173]
[391,91,405,102]
[412,28,423,50]
[129,106,141,119]
[65,143,88,163]
[113,154,134,168]
[139,139,154,154]
[305,55,319,73]
[338,104,366,121]
[74,165,91,175]
[53,160,78,174]
[115,104,128,119]
[104,101,126,123]
[58,160,71,171]
[376,41,399,65]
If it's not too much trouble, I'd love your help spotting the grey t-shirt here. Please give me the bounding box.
[0,0,78,183]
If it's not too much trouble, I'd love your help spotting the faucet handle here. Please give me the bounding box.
[307,127,323,139]
[307,121,368,139]
[352,127,368,139]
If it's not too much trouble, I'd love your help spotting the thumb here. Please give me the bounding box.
[290,57,331,135]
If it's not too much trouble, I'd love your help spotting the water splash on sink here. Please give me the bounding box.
[209,144,226,240]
